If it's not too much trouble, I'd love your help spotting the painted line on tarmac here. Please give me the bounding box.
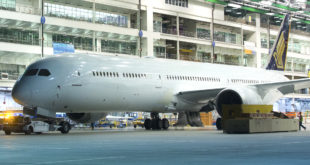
[18,156,126,165]
[284,140,310,145]
[44,147,71,150]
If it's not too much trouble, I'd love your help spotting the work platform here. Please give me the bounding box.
[222,104,299,134]
[224,118,298,133]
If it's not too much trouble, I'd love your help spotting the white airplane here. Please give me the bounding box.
[11,14,310,133]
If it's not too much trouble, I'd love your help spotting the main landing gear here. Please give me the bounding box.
[175,112,203,127]
[144,112,169,130]
[216,118,222,130]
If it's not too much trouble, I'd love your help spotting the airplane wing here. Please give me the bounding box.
[254,78,310,97]
[176,78,310,104]
[177,88,224,104]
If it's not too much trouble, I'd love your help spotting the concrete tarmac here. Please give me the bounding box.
[0,127,310,165]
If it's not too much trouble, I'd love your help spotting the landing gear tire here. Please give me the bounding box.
[144,119,151,130]
[145,113,170,131]
[162,118,169,130]
[151,119,158,130]
[150,119,164,130]
[157,119,163,130]
[4,130,11,135]
[25,127,33,135]
[216,118,222,130]
[59,121,71,134]
[134,125,137,129]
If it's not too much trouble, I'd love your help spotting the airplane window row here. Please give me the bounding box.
[231,79,259,84]
[93,71,119,77]
[92,71,149,79]
[166,75,220,82]
[24,69,51,76]
[92,70,222,82]
[123,73,147,78]
[92,71,222,83]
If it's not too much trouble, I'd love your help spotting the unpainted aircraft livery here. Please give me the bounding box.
[11,14,310,129]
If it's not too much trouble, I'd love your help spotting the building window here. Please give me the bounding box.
[0,0,15,11]
[44,3,93,22]
[52,34,92,51]
[44,2,128,28]
[101,40,137,55]
[197,29,210,40]
[165,0,188,8]
[0,27,39,46]
[95,11,128,28]
[153,20,162,32]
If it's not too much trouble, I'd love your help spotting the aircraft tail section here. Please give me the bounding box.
[266,14,291,71]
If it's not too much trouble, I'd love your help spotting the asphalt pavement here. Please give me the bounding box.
[0,127,309,165]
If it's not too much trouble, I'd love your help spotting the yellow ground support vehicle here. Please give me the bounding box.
[109,120,127,128]
[133,118,144,128]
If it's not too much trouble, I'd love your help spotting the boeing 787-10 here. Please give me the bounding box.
[11,14,310,133]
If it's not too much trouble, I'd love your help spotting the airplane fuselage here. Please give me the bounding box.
[12,54,288,114]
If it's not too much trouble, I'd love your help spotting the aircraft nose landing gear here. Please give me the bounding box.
[59,121,71,134]
[144,112,169,130]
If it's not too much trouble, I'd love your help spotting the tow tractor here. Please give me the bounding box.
[133,118,144,128]
[2,116,71,135]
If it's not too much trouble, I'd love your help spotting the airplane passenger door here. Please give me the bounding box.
[53,70,83,111]
[155,74,162,89]
[71,71,83,87]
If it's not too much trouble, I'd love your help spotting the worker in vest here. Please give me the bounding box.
[299,112,306,131]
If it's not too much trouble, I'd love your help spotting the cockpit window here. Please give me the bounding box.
[24,69,39,76]
[38,69,51,76]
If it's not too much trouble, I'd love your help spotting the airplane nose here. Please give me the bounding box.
[12,81,31,105]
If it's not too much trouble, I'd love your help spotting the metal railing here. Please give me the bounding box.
[197,32,211,40]
[161,27,240,45]
[179,30,196,38]
[261,41,310,55]
[285,68,307,73]
[224,15,256,26]
[15,5,40,15]
[101,47,136,55]
[0,35,40,46]
[0,36,98,52]
[0,5,40,15]
[0,35,142,53]
[214,61,241,66]
[261,22,310,37]
[291,28,310,37]
[162,28,177,35]
[154,53,177,59]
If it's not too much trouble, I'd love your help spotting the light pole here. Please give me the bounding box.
[40,0,45,58]
[211,3,215,63]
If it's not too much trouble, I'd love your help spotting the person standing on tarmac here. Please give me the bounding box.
[91,122,95,130]
[299,112,306,131]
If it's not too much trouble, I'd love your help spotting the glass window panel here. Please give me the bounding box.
[76,8,81,19]
[103,13,107,24]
